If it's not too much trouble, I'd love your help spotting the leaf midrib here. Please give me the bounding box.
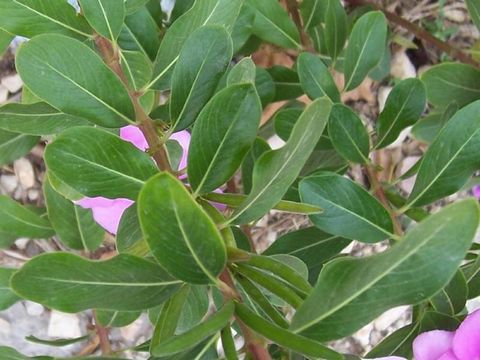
[28,276,181,287]
[255,11,301,49]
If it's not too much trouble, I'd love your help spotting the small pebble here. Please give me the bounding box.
[1,74,23,93]
[48,311,82,338]
[398,156,421,193]
[14,238,29,250]
[14,158,35,189]
[0,84,8,103]
[27,188,40,201]
[445,9,467,23]
[0,175,18,193]
[391,51,416,80]
[377,86,392,112]
[24,301,45,316]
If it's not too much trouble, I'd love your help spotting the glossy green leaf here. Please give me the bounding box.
[0,102,90,135]
[231,4,255,53]
[411,102,457,144]
[0,130,39,166]
[189,84,261,195]
[421,63,480,109]
[228,98,333,225]
[0,268,19,310]
[328,104,370,163]
[273,107,303,142]
[0,29,13,56]
[138,173,226,284]
[116,204,148,256]
[263,227,351,284]
[125,0,149,13]
[151,301,234,356]
[376,78,426,148]
[26,334,90,347]
[268,66,304,102]
[324,0,347,61]
[297,52,340,102]
[290,200,480,341]
[344,11,387,91]
[45,127,157,200]
[467,0,480,31]
[255,67,276,107]
[0,195,54,239]
[407,100,480,207]
[170,0,195,22]
[120,50,152,91]
[300,0,328,29]
[241,137,270,194]
[11,253,182,312]
[300,173,394,243]
[170,26,232,131]
[96,310,141,328]
[16,34,135,127]
[0,0,92,39]
[246,0,301,49]
[151,0,243,89]
[227,58,256,85]
[235,302,342,360]
[78,0,125,40]
[430,270,468,315]
[44,176,104,250]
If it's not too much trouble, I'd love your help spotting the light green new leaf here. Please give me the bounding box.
[0,102,90,135]
[44,127,157,200]
[297,52,340,102]
[138,173,226,284]
[227,58,256,85]
[408,100,480,207]
[246,0,301,49]
[79,0,125,40]
[16,34,135,127]
[0,130,39,166]
[44,176,104,250]
[376,78,426,148]
[290,200,480,341]
[421,63,480,109]
[11,253,182,312]
[300,173,394,243]
[228,98,333,225]
[300,0,328,29]
[0,195,54,239]
[344,11,387,91]
[235,302,342,360]
[151,0,243,89]
[0,268,19,310]
[189,84,261,195]
[0,0,92,39]
[328,104,370,163]
[467,0,480,32]
[170,25,233,131]
[324,0,347,61]
[152,301,234,356]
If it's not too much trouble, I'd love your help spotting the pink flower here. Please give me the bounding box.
[78,126,191,234]
[473,185,480,200]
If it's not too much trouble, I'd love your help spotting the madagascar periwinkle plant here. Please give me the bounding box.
[1,0,480,359]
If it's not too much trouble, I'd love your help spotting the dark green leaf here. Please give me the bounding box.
[125,0,149,14]
[376,78,426,148]
[116,204,148,256]
[189,84,261,195]
[0,29,13,56]
[96,310,141,327]
[25,334,90,347]
[241,137,270,194]
[11,253,182,312]
[273,108,303,142]
[255,67,276,107]
[231,4,256,53]
[0,130,39,166]
[45,127,157,200]
[170,0,195,22]
[467,0,480,31]
[138,173,226,284]
[300,0,328,29]
[344,11,387,91]
[328,104,370,163]
[0,268,20,310]
[120,50,153,91]
[430,270,468,315]
[324,0,347,61]
[78,0,125,40]
[17,34,135,127]
[227,58,256,85]
[290,200,480,341]
[267,66,304,102]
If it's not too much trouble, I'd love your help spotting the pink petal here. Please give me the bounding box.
[170,130,190,170]
[413,330,455,360]
[120,125,148,151]
[77,197,134,234]
[210,188,227,211]
[438,351,460,360]
[473,185,480,200]
[453,309,480,360]
[368,357,406,360]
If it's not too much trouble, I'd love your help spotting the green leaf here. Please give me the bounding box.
[344,11,387,91]
[120,50,153,91]
[376,78,426,148]
[227,58,256,85]
[246,0,301,49]
[16,34,135,127]
[407,100,480,207]
[150,0,243,89]
[138,173,226,284]
[411,102,457,144]
[263,227,351,284]
[273,107,303,142]
[324,0,347,61]
[0,268,20,310]
[328,104,370,163]
[267,66,304,102]
[151,301,234,356]
[430,270,468,316]
[297,52,340,102]
[44,176,104,250]
[96,310,141,327]
[0,29,13,56]
[45,127,157,200]
[125,0,149,13]
[78,0,125,40]
[300,0,328,29]
[189,84,261,195]
[0,130,39,166]
[0,195,54,239]
[0,0,92,39]
[290,199,480,341]
[170,25,233,131]
[234,302,342,360]
[467,0,480,31]
[26,334,90,347]
[231,4,256,53]
[255,67,276,107]
[11,253,182,312]
[300,173,393,243]
[421,62,480,109]
[228,98,333,225]
[0,102,90,135]
[116,204,148,256]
